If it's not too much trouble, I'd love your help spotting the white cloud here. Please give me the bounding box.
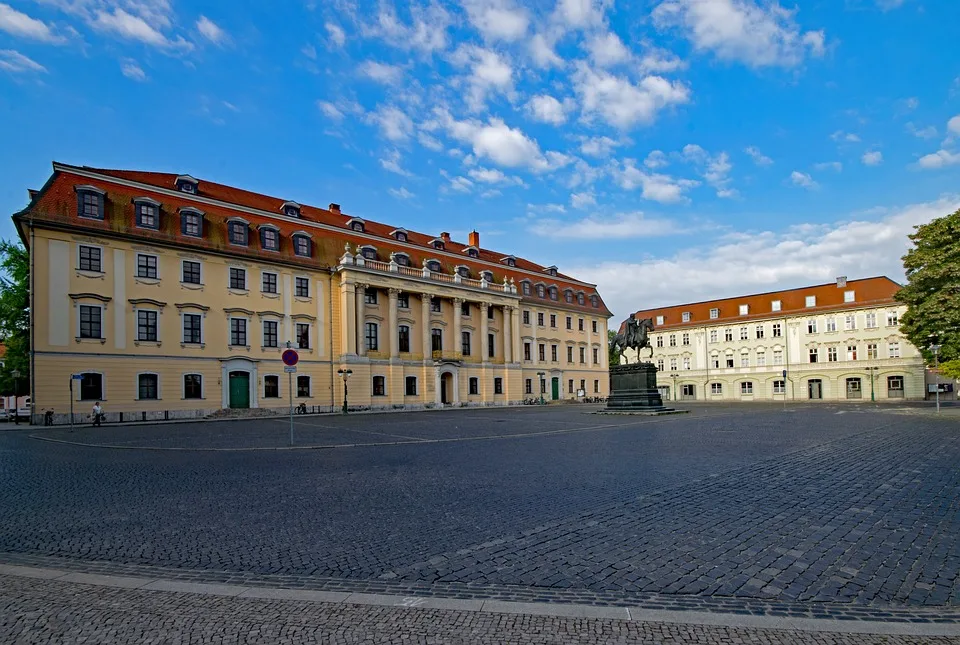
[526,94,568,125]
[196,15,226,45]
[92,8,191,51]
[380,149,414,176]
[452,45,514,111]
[902,96,919,111]
[366,3,451,53]
[573,63,690,130]
[652,0,827,68]
[905,122,937,139]
[572,196,960,321]
[325,21,346,47]
[637,44,687,73]
[948,115,960,136]
[813,161,843,172]
[358,60,404,85]
[861,150,883,166]
[744,145,773,166]
[480,188,501,198]
[585,31,631,67]
[222,101,239,112]
[467,167,525,186]
[570,191,596,209]
[579,135,620,158]
[388,186,415,199]
[527,203,567,214]
[0,48,45,73]
[0,3,65,43]
[301,43,317,59]
[916,150,960,169]
[317,100,344,121]
[527,211,682,241]
[528,33,562,68]
[448,176,474,193]
[121,60,146,81]
[644,150,669,169]
[418,132,444,151]
[790,170,818,190]
[567,159,603,188]
[611,159,699,203]
[368,105,414,141]
[554,0,611,29]
[463,0,529,41]
[830,130,860,143]
[681,145,737,197]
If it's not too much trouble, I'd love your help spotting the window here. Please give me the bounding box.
[682,311,691,322]
[79,305,101,339]
[846,344,858,361]
[771,300,781,312]
[827,346,838,362]
[79,373,102,400]
[297,375,311,397]
[566,316,572,330]
[757,351,766,366]
[373,376,386,396]
[669,335,676,347]
[724,329,733,342]
[181,210,202,237]
[524,342,531,361]
[296,323,310,349]
[578,293,585,305]
[426,260,441,272]
[656,336,664,348]
[538,344,545,361]
[867,343,878,359]
[579,379,586,393]
[137,254,158,279]
[398,293,409,309]
[394,230,407,242]
[460,301,470,317]
[844,290,855,303]
[551,345,558,362]
[683,357,691,370]
[284,203,301,218]
[725,355,734,368]
[184,374,202,400]
[755,325,764,339]
[431,329,442,352]
[549,287,558,300]
[809,348,818,363]
[430,297,441,313]
[79,245,102,272]
[398,325,410,353]
[294,277,309,298]
[264,375,280,398]
[739,304,749,315]
[78,189,104,219]
[365,322,378,351]
[773,380,786,395]
[263,320,279,348]
[593,348,599,364]
[682,333,690,346]
[260,228,280,251]
[138,374,158,400]
[230,318,247,346]
[845,314,856,331]
[805,295,816,307]
[293,235,311,257]
[228,221,248,246]
[550,314,557,328]
[592,320,598,333]
[846,377,862,399]
[740,327,748,340]
[740,354,749,368]
[176,176,197,193]
[887,376,904,398]
[886,311,899,327]
[578,318,584,331]
[522,282,531,295]
[710,354,719,369]
[740,381,754,395]
[670,358,677,371]
[488,306,495,320]
[709,329,718,343]
[229,267,246,290]
[433,240,445,250]
[525,379,532,394]
[537,312,544,326]
[773,350,783,365]
[567,346,573,363]
[467,377,479,395]
[865,312,877,328]
[351,221,365,232]
[182,260,201,285]
[655,315,664,325]
[807,319,817,334]
[825,317,837,332]
[361,247,377,260]
[365,288,378,305]
[262,272,278,294]
[580,347,586,363]
[593,379,600,393]
[657,359,664,371]
[772,323,782,337]
[494,378,503,394]
[136,200,158,228]
[711,382,723,395]
[488,333,495,358]
[137,310,158,341]
[568,379,574,394]
[523,311,530,325]
[537,285,545,298]
[393,253,410,267]
[405,376,417,396]
[183,313,201,344]
[461,331,472,356]
[709,308,719,319]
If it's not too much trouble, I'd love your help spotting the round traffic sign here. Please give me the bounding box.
[281,349,299,366]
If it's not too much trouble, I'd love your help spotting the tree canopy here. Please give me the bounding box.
[894,208,960,379]
[0,239,29,395]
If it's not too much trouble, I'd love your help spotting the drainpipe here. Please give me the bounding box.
[329,269,335,412]
[29,215,36,425]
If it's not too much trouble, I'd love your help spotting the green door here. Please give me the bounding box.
[229,372,250,409]
[551,377,559,401]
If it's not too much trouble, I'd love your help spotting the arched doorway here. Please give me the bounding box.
[440,372,454,405]
[220,358,258,409]
[228,371,250,408]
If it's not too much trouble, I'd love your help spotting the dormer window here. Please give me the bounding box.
[391,229,408,242]
[456,265,470,278]
[548,286,558,301]
[545,266,558,277]
[260,226,280,251]
[426,259,441,272]
[281,201,301,218]
[75,185,105,220]
[392,252,410,267]
[180,208,203,237]
[501,256,516,267]
[175,175,199,194]
[564,290,573,304]
[521,281,531,295]
[360,246,377,260]
[591,295,599,308]
[346,217,365,233]
[292,233,311,257]
[228,220,249,246]
[481,270,493,282]
[431,239,445,250]
[577,292,585,305]
[536,285,545,298]
[464,246,479,258]
[134,197,160,229]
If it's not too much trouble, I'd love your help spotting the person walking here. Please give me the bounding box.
[91,401,103,427]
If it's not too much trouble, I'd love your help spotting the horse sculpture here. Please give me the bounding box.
[610,314,655,365]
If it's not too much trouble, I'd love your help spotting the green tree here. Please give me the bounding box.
[608,329,619,366]
[894,208,960,379]
[0,239,29,395]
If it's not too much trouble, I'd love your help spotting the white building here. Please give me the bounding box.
[625,277,926,402]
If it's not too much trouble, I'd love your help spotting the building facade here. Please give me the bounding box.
[14,163,612,423]
[625,277,926,402]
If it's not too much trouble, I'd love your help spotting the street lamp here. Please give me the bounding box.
[337,368,353,414]
[11,369,20,425]
[865,366,878,403]
[537,371,545,405]
[670,372,679,401]
[929,344,942,414]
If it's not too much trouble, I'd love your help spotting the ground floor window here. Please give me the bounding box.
[681,384,695,399]
[79,373,103,400]
[846,377,862,399]
[138,374,158,400]
[469,377,479,395]
[568,379,574,394]
[579,379,585,393]
[297,376,311,398]
[405,376,417,396]
[887,375,904,398]
[184,374,202,400]
[372,375,385,396]
[593,380,599,393]
[494,378,503,394]
[773,379,786,395]
[525,379,532,394]
[264,375,279,398]
[711,382,722,395]
[740,381,753,395]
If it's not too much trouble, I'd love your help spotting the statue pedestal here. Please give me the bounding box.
[606,362,672,411]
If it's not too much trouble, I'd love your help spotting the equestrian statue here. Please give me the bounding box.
[610,314,655,365]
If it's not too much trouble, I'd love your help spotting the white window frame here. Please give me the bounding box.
[740,327,749,340]
[180,310,205,346]
[888,342,900,358]
[682,357,691,370]
[771,300,781,312]
[739,304,749,315]
[135,252,160,281]
[807,319,818,334]
[887,311,899,327]
[825,317,837,333]
[740,381,754,395]
[773,349,783,365]
[865,312,877,328]
[709,308,719,319]
[263,373,282,399]
[296,374,312,399]
[756,351,766,366]
[76,303,105,340]
[261,317,281,349]
[294,275,311,299]
[655,315,664,326]
[773,380,786,395]
[228,266,248,292]
[180,258,203,285]
[77,243,105,274]
[135,371,162,401]
[135,307,161,343]
[844,290,855,303]
[295,321,312,350]
[709,329,718,343]
[682,311,691,322]
[182,373,204,400]
[805,295,816,307]
[261,270,280,295]
[711,382,723,395]
[228,316,250,347]
[845,314,856,331]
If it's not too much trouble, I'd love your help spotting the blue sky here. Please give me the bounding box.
[1,0,959,320]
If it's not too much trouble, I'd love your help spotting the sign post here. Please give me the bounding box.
[282,346,300,445]
[782,369,787,411]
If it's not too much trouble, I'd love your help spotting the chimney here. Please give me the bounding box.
[440,231,451,243]
[329,203,341,215]
[468,230,480,248]
[836,276,847,288]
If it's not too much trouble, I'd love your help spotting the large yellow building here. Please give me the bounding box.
[13,163,612,423]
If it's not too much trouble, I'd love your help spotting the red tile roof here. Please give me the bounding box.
[13,163,612,316]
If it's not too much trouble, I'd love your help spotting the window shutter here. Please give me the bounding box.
[259,228,266,248]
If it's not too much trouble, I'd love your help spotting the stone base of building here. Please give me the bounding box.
[606,363,674,412]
